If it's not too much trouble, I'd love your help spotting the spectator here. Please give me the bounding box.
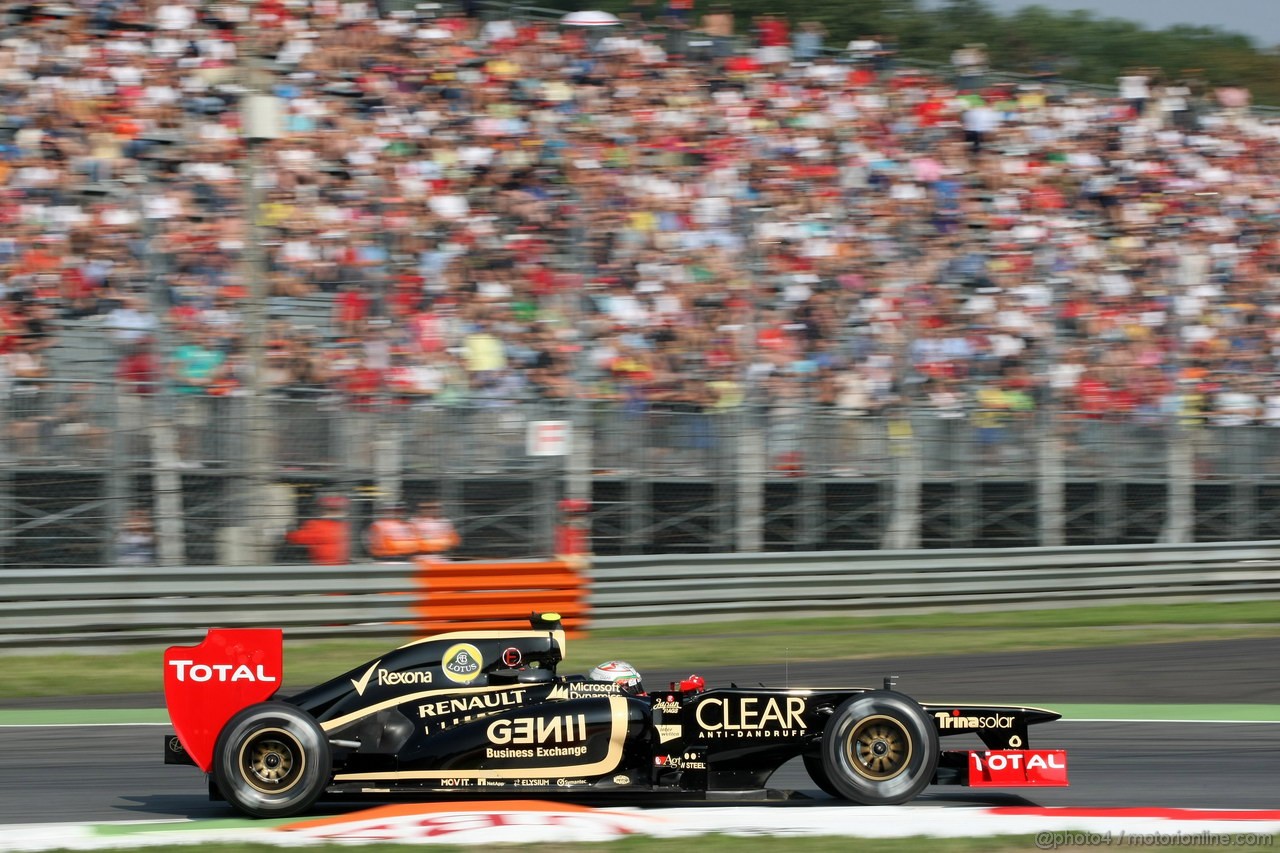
[754,13,791,68]
[169,330,225,465]
[846,34,881,69]
[952,43,987,90]
[1214,83,1251,122]
[962,98,1001,155]
[103,295,157,347]
[4,337,49,456]
[555,498,591,560]
[116,507,156,567]
[1210,377,1262,427]
[366,502,420,560]
[793,21,827,63]
[116,340,160,458]
[285,495,351,566]
[630,0,657,22]
[665,0,693,27]
[701,3,734,45]
[0,0,1277,494]
[40,384,110,459]
[1117,70,1151,118]
[410,500,461,557]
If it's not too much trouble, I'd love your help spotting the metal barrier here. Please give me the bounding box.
[0,562,419,650]
[11,381,1280,565]
[2,543,1277,649]
[589,542,1280,626]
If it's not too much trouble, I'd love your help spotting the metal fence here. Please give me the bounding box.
[8,378,1280,567]
[3,543,1278,649]
[588,542,1280,627]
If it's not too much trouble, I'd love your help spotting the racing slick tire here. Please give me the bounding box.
[212,701,332,818]
[802,754,843,799]
[820,691,939,805]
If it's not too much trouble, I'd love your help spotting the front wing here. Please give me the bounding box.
[937,749,1069,788]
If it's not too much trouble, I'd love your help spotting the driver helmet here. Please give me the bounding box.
[589,660,644,695]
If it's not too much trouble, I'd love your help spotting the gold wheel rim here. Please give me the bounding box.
[846,714,913,781]
[238,728,305,795]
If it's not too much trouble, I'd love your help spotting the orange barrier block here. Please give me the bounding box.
[425,560,571,575]
[422,572,589,593]
[411,620,588,638]
[412,557,590,637]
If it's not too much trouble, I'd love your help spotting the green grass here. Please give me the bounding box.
[4,601,1279,700]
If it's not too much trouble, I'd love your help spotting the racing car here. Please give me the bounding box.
[163,613,1068,817]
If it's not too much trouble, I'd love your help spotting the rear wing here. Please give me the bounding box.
[164,628,284,772]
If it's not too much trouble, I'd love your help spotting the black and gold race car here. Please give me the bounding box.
[163,613,1067,817]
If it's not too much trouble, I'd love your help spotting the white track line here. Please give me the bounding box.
[0,722,170,728]
[1057,718,1280,724]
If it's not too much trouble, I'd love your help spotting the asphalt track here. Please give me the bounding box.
[1,638,1277,825]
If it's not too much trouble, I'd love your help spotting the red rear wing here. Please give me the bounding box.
[163,628,284,772]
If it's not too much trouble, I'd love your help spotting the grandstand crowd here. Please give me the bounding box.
[3,0,1280,440]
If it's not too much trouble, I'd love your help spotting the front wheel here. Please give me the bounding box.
[802,754,842,798]
[212,701,331,818]
[820,691,939,805]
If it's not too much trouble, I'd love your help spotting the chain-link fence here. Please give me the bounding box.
[5,378,1280,567]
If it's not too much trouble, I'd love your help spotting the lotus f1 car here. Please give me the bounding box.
[162,614,1068,817]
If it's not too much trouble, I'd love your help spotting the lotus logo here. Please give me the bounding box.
[442,643,483,684]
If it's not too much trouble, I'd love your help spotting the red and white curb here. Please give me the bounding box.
[3,802,1279,850]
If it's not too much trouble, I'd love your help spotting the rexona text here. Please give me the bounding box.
[167,660,277,682]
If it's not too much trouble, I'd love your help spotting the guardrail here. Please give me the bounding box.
[0,562,420,650]
[588,543,1280,627]
[2,543,1278,649]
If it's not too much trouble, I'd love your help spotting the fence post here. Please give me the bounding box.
[373,405,403,509]
[1165,423,1194,543]
[148,394,188,566]
[1038,414,1065,547]
[0,393,11,566]
[736,406,764,552]
[567,399,592,506]
[104,387,130,565]
[883,412,921,549]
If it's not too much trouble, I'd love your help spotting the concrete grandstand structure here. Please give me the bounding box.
[1,1,1279,566]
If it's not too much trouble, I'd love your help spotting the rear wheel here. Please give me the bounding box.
[212,701,331,818]
[820,691,938,805]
